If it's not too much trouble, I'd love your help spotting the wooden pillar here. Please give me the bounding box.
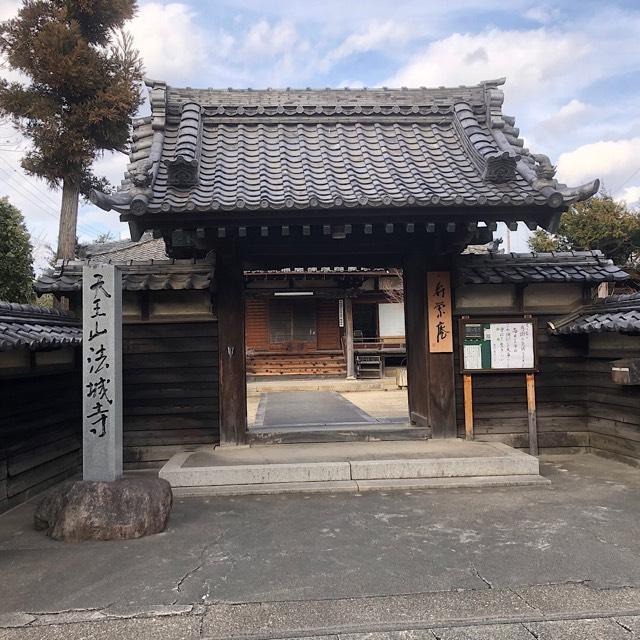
[428,347,457,439]
[344,297,355,379]
[403,255,458,437]
[403,253,430,428]
[216,244,247,446]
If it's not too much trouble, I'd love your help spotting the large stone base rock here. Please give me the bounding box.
[34,477,173,542]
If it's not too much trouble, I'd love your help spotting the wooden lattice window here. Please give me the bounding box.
[268,298,316,344]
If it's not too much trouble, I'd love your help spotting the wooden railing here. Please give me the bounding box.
[352,336,406,352]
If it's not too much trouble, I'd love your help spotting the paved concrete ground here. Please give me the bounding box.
[248,388,409,427]
[2,454,640,639]
[255,391,376,427]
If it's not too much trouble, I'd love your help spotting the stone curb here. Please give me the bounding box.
[3,583,640,634]
[0,605,197,629]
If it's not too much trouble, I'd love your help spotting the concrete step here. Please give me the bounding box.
[247,426,429,444]
[172,475,550,497]
[247,378,400,394]
[160,441,546,494]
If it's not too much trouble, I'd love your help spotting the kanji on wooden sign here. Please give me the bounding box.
[427,271,453,353]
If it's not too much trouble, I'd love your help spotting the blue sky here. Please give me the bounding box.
[1,0,639,267]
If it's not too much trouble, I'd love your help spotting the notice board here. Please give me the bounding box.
[460,318,537,373]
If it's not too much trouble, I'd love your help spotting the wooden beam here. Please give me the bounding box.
[344,297,355,379]
[385,223,394,234]
[526,373,539,456]
[364,224,373,235]
[426,223,436,233]
[464,374,474,440]
[238,226,247,237]
[260,226,269,237]
[302,225,311,236]
[406,223,415,233]
[216,244,247,446]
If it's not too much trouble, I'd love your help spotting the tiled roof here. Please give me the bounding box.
[548,293,640,335]
[456,251,629,285]
[90,78,598,219]
[0,302,82,351]
[36,233,629,293]
[85,233,167,262]
[35,260,212,293]
[35,235,213,294]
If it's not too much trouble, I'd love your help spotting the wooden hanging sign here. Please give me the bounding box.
[427,271,453,353]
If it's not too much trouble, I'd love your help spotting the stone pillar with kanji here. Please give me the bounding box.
[82,264,123,481]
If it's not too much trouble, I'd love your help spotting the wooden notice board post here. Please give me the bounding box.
[463,374,474,440]
[461,315,474,440]
[526,373,539,456]
[459,317,539,456]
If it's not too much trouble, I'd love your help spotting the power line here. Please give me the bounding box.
[0,167,106,237]
[0,156,106,235]
[0,155,113,236]
[611,166,640,196]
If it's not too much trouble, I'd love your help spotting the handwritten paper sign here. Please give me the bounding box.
[82,265,122,481]
[490,322,535,369]
[427,271,453,353]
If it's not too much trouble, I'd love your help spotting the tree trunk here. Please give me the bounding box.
[57,178,80,260]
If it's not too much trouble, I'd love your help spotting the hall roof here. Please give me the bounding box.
[34,236,629,293]
[0,302,82,351]
[548,293,640,335]
[456,251,629,285]
[90,78,599,220]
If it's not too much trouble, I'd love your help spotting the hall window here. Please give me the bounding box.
[269,298,317,343]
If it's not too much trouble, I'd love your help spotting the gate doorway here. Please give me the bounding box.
[242,263,414,442]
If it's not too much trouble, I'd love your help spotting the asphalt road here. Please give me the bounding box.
[2,453,640,638]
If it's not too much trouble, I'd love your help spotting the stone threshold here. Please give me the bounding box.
[160,440,547,495]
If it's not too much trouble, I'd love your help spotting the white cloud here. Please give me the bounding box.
[0,0,20,21]
[556,137,640,197]
[93,151,129,190]
[535,99,591,137]
[241,19,298,58]
[385,28,590,106]
[620,185,640,207]
[129,3,217,83]
[523,6,559,24]
[336,79,366,89]
[554,99,588,121]
[323,20,415,70]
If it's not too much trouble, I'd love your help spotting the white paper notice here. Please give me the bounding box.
[490,323,534,369]
[464,344,483,370]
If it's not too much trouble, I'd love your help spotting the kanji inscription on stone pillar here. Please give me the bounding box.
[82,264,122,481]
